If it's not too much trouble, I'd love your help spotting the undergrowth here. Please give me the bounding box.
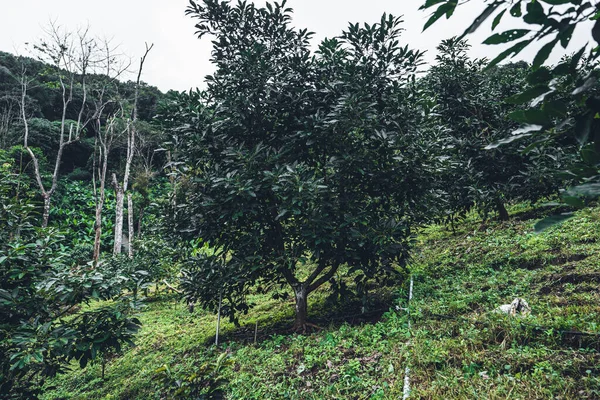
[42,204,600,399]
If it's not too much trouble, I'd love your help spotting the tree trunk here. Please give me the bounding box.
[496,200,509,221]
[113,182,124,255]
[137,208,144,236]
[93,155,107,263]
[110,44,152,257]
[41,193,51,228]
[93,223,102,263]
[293,285,308,331]
[127,192,134,258]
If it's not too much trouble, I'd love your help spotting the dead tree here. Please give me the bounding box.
[23,23,95,227]
[0,97,18,149]
[91,39,130,263]
[132,122,165,236]
[112,43,153,256]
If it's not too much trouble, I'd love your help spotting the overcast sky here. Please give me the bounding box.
[0,0,593,92]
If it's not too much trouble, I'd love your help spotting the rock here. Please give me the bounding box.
[495,298,531,316]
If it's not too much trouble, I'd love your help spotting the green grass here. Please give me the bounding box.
[409,205,600,399]
[43,205,600,399]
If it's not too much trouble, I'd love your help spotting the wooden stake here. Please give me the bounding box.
[254,321,258,344]
[215,291,222,346]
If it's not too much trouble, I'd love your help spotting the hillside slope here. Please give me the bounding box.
[43,205,600,399]
[410,205,600,399]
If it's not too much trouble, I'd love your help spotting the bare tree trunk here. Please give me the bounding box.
[0,101,17,149]
[113,174,124,255]
[283,256,339,332]
[42,194,51,229]
[93,220,103,262]
[137,208,144,236]
[93,166,106,262]
[127,192,134,258]
[112,43,152,256]
[20,24,93,228]
[93,122,110,263]
[90,39,130,264]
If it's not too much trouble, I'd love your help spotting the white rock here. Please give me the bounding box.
[497,304,512,314]
[495,298,531,316]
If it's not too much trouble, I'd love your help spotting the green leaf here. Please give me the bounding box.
[542,100,568,118]
[513,124,544,135]
[570,46,586,71]
[510,1,522,17]
[485,39,533,69]
[573,77,598,96]
[485,132,533,149]
[534,213,574,233]
[559,24,575,48]
[492,9,507,30]
[532,38,558,70]
[522,138,551,154]
[524,1,546,24]
[586,96,600,113]
[567,183,600,198]
[527,67,552,84]
[505,85,551,104]
[593,19,600,45]
[575,112,594,146]
[581,147,600,165]
[483,29,530,44]
[460,2,502,37]
[445,1,458,17]
[562,196,585,208]
[423,2,456,31]
[508,108,551,125]
[552,62,570,76]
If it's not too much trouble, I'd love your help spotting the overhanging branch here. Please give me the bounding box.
[308,262,339,293]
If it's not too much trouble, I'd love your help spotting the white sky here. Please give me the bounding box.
[0,0,593,92]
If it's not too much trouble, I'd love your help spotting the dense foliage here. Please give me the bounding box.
[421,0,600,229]
[0,50,165,174]
[426,38,576,224]
[174,0,434,330]
[1,0,599,397]
[0,151,143,397]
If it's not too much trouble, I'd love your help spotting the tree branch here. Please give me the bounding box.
[308,262,340,294]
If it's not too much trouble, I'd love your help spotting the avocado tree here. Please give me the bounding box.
[175,0,431,330]
[420,0,600,228]
[426,38,572,221]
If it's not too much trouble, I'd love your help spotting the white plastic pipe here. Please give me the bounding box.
[215,291,222,346]
[402,276,414,400]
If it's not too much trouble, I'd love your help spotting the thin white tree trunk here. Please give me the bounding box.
[20,26,93,228]
[42,194,51,229]
[113,173,124,255]
[112,43,152,256]
[127,192,134,258]
[93,135,108,263]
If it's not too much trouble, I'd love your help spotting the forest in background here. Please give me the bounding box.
[1,0,599,398]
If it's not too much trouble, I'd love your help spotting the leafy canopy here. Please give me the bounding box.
[175,0,432,327]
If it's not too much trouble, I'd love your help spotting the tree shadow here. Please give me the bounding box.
[203,287,400,346]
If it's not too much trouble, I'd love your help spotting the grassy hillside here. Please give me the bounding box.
[43,205,600,399]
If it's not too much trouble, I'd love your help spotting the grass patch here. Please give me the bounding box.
[42,205,600,399]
